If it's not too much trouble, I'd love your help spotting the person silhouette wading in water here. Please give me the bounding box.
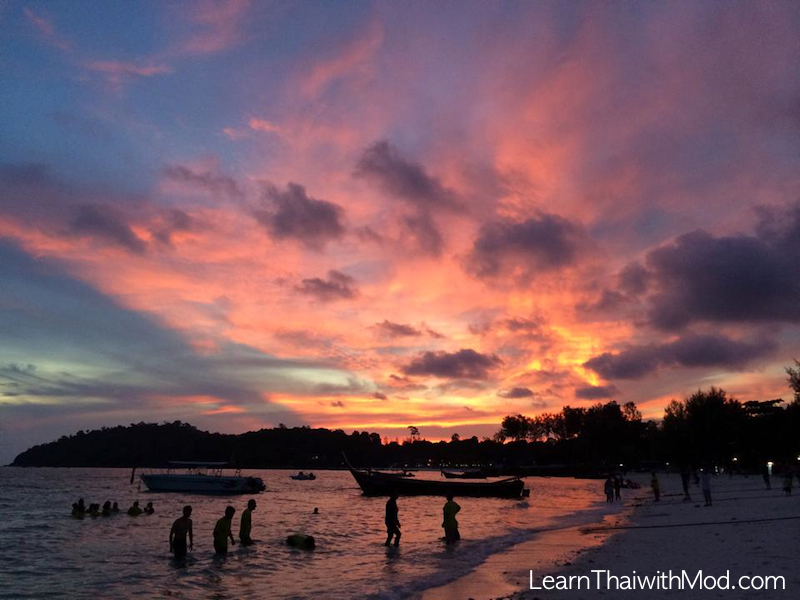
[384,493,401,547]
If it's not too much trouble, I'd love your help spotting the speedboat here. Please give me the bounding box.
[137,462,266,494]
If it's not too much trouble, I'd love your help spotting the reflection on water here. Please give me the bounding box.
[0,468,613,599]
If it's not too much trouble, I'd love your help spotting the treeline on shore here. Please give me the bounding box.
[12,366,800,472]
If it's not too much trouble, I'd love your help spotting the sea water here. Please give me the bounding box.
[0,468,614,599]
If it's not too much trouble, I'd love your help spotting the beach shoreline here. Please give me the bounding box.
[419,473,800,600]
[418,482,631,600]
[515,473,799,599]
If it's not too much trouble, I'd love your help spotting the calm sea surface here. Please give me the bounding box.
[0,468,614,599]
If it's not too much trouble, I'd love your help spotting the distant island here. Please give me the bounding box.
[12,376,800,473]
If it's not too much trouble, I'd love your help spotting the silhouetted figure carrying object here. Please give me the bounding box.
[442,494,461,545]
[604,477,614,502]
[384,493,401,547]
[213,506,236,555]
[170,506,194,559]
[286,534,315,549]
[128,501,143,516]
[239,499,256,545]
[144,502,154,515]
[701,469,712,506]
[650,472,660,502]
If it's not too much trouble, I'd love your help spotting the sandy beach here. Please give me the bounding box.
[423,473,799,599]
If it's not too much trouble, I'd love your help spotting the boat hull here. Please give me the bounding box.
[348,468,524,498]
[140,474,265,494]
[441,470,487,479]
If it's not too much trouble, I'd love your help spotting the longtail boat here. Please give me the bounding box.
[344,455,526,498]
[441,469,487,479]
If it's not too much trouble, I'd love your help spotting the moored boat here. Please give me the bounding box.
[344,455,525,498]
[137,462,265,494]
[441,469,487,479]
[290,472,316,480]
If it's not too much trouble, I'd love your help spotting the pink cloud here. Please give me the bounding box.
[23,7,72,52]
[88,61,172,77]
[222,127,250,141]
[300,19,384,97]
[174,0,251,56]
[248,118,282,135]
[87,60,172,91]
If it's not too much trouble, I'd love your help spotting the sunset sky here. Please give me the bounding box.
[2,1,800,464]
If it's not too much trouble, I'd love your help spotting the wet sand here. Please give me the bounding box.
[419,487,628,600]
[421,473,800,600]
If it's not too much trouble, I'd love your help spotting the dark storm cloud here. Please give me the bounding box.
[498,387,534,399]
[464,213,586,280]
[504,316,547,332]
[0,162,155,254]
[255,182,345,250]
[372,320,442,339]
[402,211,444,256]
[645,229,800,329]
[354,141,455,256]
[403,349,502,380]
[69,203,147,254]
[618,262,650,295]
[354,140,457,209]
[584,333,776,380]
[151,208,194,245]
[589,204,800,329]
[373,320,422,338]
[575,385,619,400]
[162,163,243,198]
[0,162,77,222]
[295,270,358,302]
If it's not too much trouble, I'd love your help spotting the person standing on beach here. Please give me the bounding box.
[762,464,771,490]
[700,469,712,506]
[783,469,794,496]
[650,472,660,502]
[170,506,193,559]
[614,476,622,501]
[239,499,256,545]
[680,467,692,501]
[384,493,401,546]
[213,506,236,554]
[442,494,461,544]
[604,477,614,502]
